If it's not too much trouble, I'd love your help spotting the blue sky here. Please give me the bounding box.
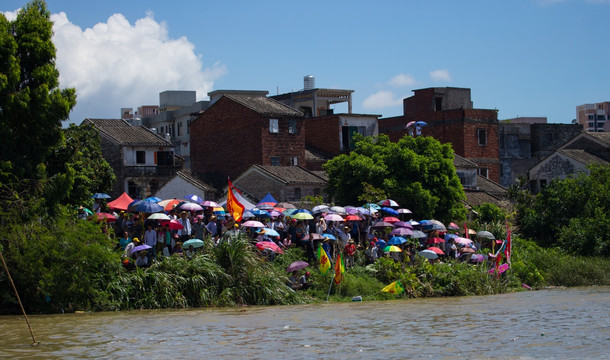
[3,0,609,124]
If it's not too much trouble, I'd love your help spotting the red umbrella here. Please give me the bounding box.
[161,219,184,230]
[383,216,400,223]
[426,237,445,245]
[345,215,362,221]
[427,246,445,255]
[95,212,116,222]
[159,199,181,211]
[256,241,284,254]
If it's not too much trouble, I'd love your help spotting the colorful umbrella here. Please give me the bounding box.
[185,194,203,204]
[182,239,204,249]
[380,207,399,216]
[383,245,402,252]
[130,244,152,254]
[201,200,220,208]
[454,237,473,245]
[260,228,280,237]
[159,199,181,211]
[448,222,460,230]
[256,241,284,254]
[393,221,413,229]
[322,233,337,240]
[251,208,270,217]
[242,220,265,228]
[161,219,184,230]
[286,261,309,273]
[324,214,344,222]
[391,227,413,237]
[292,212,314,220]
[345,215,362,221]
[427,246,445,255]
[144,197,162,202]
[180,202,203,211]
[344,206,359,215]
[397,208,412,214]
[378,199,399,207]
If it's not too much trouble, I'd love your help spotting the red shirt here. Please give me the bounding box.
[345,243,356,256]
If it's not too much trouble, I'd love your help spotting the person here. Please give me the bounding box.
[173,240,183,256]
[143,223,158,264]
[117,231,131,251]
[124,237,139,259]
[322,237,332,259]
[344,239,356,268]
[77,206,88,220]
[365,241,378,264]
[338,225,351,249]
[206,215,218,243]
[92,198,102,213]
[159,224,172,256]
[114,211,126,238]
[316,217,327,235]
[298,272,312,290]
[288,271,301,290]
[135,250,149,267]
[185,245,195,260]
[192,217,205,240]
[178,211,192,242]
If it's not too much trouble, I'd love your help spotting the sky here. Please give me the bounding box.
[2,0,610,125]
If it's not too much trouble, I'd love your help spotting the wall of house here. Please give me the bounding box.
[261,117,305,166]
[154,177,212,201]
[531,124,582,157]
[378,115,407,142]
[305,115,341,155]
[99,136,124,197]
[234,170,286,202]
[528,153,590,193]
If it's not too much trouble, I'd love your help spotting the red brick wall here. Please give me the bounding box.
[190,97,304,183]
[304,115,341,155]
[378,115,408,142]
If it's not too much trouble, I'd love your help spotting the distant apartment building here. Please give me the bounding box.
[576,102,610,132]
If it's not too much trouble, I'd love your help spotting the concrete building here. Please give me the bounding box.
[271,76,353,117]
[84,118,180,199]
[379,87,501,183]
[499,117,582,187]
[576,102,610,132]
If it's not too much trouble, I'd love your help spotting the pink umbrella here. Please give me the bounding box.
[95,212,116,222]
[397,208,412,214]
[201,200,220,208]
[454,237,473,245]
[391,227,413,237]
[378,199,399,207]
[448,222,460,230]
[180,202,203,211]
[324,214,344,222]
[427,246,445,255]
[161,219,184,230]
[489,263,509,275]
[382,216,400,223]
[256,241,284,254]
[242,220,264,228]
[406,121,416,129]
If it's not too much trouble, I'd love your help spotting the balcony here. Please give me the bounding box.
[123,165,180,178]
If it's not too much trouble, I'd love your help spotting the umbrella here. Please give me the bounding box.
[251,208,271,217]
[292,212,314,220]
[258,204,275,210]
[159,199,181,211]
[371,221,394,228]
[269,210,281,217]
[419,250,438,259]
[356,207,375,216]
[345,215,362,221]
[397,208,412,214]
[147,213,170,221]
[421,220,446,232]
[312,205,330,214]
[322,233,337,240]
[344,206,359,215]
[201,200,220,208]
[427,247,445,255]
[378,199,399,207]
[388,236,408,245]
[135,201,164,213]
[161,219,184,230]
[263,228,281,237]
[393,221,413,229]
[411,230,427,239]
[383,245,402,252]
[489,263,509,275]
[375,239,387,248]
[329,206,347,215]
[242,210,256,219]
[470,254,486,263]
[324,214,344,222]
[144,196,162,202]
[283,208,299,216]
[448,222,459,230]
[95,212,116,222]
[454,237,473,245]
[415,121,427,126]
[477,231,495,240]
[182,239,204,249]
[380,207,399,216]
[127,199,143,211]
[185,194,203,204]
[459,247,475,254]
[406,121,416,129]
[286,261,309,273]
[91,193,111,199]
[391,227,413,237]
[362,203,381,210]
[277,202,296,209]
[426,237,445,245]
[180,202,203,211]
[79,207,94,216]
[130,244,152,254]
[382,216,400,223]
[242,220,265,228]
[256,241,284,254]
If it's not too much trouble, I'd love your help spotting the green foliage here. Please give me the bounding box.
[474,202,508,223]
[357,182,387,204]
[515,165,610,256]
[301,195,324,206]
[323,134,466,223]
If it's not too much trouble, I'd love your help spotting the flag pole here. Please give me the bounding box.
[326,274,334,301]
[0,251,36,345]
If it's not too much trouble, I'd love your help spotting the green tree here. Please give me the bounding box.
[324,134,466,223]
[0,0,76,180]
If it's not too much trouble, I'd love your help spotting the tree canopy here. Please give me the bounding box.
[323,134,466,223]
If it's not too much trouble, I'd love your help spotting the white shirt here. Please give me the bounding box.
[179,217,192,236]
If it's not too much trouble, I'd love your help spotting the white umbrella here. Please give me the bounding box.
[312,205,330,214]
[329,206,347,215]
[419,250,439,259]
[397,208,412,214]
[324,214,344,222]
[147,213,170,221]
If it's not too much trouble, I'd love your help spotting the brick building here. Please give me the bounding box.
[189,94,304,188]
[379,87,500,183]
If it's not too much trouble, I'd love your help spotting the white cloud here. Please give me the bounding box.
[49,11,226,123]
[388,73,416,87]
[2,9,19,21]
[430,69,451,82]
[362,91,403,109]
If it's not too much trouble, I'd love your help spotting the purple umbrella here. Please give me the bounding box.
[130,244,152,254]
[286,261,309,273]
[393,221,414,229]
[371,221,395,228]
[391,227,413,237]
[470,254,486,263]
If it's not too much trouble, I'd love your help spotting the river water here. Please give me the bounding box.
[1,287,608,359]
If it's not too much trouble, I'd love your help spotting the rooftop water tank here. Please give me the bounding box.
[304,75,315,90]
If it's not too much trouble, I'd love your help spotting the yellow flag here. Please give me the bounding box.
[317,245,331,275]
[381,281,405,295]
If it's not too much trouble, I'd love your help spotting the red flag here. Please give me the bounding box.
[227,177,244,222]
[464,222,469,239]
[494,253,503,279]
[505,221,512,266]
[334,253,345,284]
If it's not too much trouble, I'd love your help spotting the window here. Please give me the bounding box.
[293,187,301,200]
[435,97,443,111]
[477,128,487,146]
[288,119,298,134]
[270,156,280,166]
[269,119,279,133]
[289,156,298,166]
[588,114,594,120]
[177,121,183,136]
[136,151,146,164]
[478,167,489,179]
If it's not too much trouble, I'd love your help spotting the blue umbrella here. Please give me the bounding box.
[415,121,427,126]
[388,236,408,245]
[375,239,387,248]
[91,193,111,199]
[381,207,399,216]
[185,194,203,204]
[135,201,163,213]
[144,197,162,202]
[260,228,280,237]
[322,233,337,240]
[251,208,270,217]
[242,210,255,219]
[293,209,312,215]
[128,199,143,211]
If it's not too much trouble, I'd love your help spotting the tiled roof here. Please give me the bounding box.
[224,94,303,117]
[176,171,216,193]
[311,171,329,181]
[464,190,502,207]
[85,118,173,147]
[453,153,478,168]
[305,146,333,162]
[586,132,610,146]
[558,149,608,165]
[476,175,508,196]
[254,165,327,185]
